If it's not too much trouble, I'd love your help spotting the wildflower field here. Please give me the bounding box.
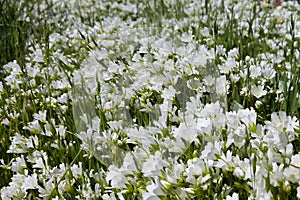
[1,0,300,199]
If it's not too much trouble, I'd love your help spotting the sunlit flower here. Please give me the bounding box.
[216,75,227,95]
[106,165,127,188]
[225,192,239,200]
[142,177,165,200]
[21,174,39,192]
[251,85,267,98]
[142,151,168,177]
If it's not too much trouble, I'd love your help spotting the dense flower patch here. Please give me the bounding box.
[0,0,300,199]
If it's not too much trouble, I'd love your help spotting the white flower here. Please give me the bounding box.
[161,85,177,101]
[227,125,246,148]
[121,153,137,173]
[249,65,261,79]
[270,163,284,186]
[56,125,66,138]
[33,110,47,122]
[219,57,236,74]
[173,122,198,143]
[126,127,154,148]
[251,85,267,98]
[196,118,212,134]
[283,154,300,183]
[71,162,83,179]
[166,162,185,184]
[203,75,215,87]
[262,67,276,80]
[225,192,239,200]
[23,120,42,133]
[215,151,233,170]
[7,133,29,153]
[0,82,3,92]
[142,151,168,177]
[38,179,55,198]
[226,111,239,129]
[200,141,222,160]
[106,165,127,188]
[216,45,226,55]
[237,108,257,127]
[184,158,205,184]
[180,32,194,43]
[291,154,300,168]
[142,177,165,200]
[102,193,117,200]
[216,75,226,95]
[21,174,39,192]
[266,111,299,133]
[188,45,208,66]
[11,155,26,172]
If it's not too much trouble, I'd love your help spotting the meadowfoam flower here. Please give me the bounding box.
[249,65,261,79]
[237,108,257,127]
[173,122,198,143]
[1,173,26,200]
[196,118,212,134]
[21,173,39,192]
[226,111,239,129]
[283,154,300,183]
[270,163,285,187]
[251,85,267,98]
[106,165,127,188]
[184,157,205,184]
[27,150,48,169]
[225,192,239,200]
[227,125,246,148]
[166,162,185,184]
[23,119,42,133]
[142,177,165,200]
[126,127,154,148]
[203,75,215,87]
[219,57,236,74]
[7,133,29,153]
[216,75,227,95]
[266,111,299,133]
[38,179,55,198]
[11,155,26,172]
[200,141,222,160]
[120,153,137,173]
[142,151,168,177]
[71,162,83,179]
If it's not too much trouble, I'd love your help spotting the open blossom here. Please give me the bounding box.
[11,155,26,172]
[266,111,299,133]
[142,151,168,177]
[184,158,205,184]
[226,192,239,200]
[21,174,39,192]
[173,122,198,143]
[251,85,267,98]
[106,165,127,188]
[219,57,236,74]
[249,65,261,79]
[283,154,300,183]
[216,75,226,95]
[142,177,165,200]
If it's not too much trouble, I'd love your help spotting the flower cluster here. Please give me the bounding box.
[1,0,300,199]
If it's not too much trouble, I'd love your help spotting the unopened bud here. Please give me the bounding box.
[160,180,172,190]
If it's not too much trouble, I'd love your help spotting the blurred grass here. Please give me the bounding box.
[0,0,29,67]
